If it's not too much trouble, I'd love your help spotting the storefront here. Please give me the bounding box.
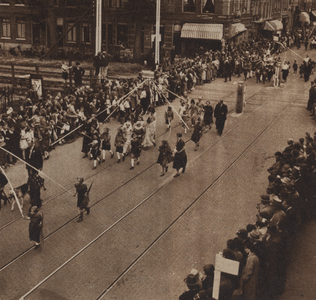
[227,23,248,46]
[179,23,223,56]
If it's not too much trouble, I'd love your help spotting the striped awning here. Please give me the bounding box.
[229,23,247,38]
[264,20,283,31]
[180,23,223,40]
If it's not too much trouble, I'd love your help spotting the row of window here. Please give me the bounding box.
[66,22,128,46]
[1,18,25,39]
[0,0,128,7]
[0,17,128,46]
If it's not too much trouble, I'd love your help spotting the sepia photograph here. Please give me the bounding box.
[0,0,315,299]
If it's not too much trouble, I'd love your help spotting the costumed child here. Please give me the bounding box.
[89,135,101,169]
[100,127,114,162]
[130,134,142,170]
[165,106,174,130]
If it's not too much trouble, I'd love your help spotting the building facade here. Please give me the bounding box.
[0,0,292,59]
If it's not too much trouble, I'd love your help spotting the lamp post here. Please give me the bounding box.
[96,0,102,54]
[155,0,161,67]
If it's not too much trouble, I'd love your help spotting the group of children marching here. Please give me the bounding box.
[83,110,157,170]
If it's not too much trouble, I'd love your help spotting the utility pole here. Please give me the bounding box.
[155,0,161,67]
[96,0,102,54]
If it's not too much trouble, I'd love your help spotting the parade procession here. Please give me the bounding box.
[0,0,316,300]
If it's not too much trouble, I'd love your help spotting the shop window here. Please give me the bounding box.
[1,18,10,38]
[0,0,10,5]
[81,23,91,43]
[117,24,127,47]
[202,0,215,13]
[67,22,76,43]
[102,23,113,45]
[16,17,26,39]
[183,0,196,12]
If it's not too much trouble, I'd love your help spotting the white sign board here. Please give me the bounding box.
[212,253,239,300]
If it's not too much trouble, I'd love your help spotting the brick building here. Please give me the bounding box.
[0,0,292,59]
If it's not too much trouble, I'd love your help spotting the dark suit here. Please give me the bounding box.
[214,102,228,135]
[72,66,85,87]
[26,146,43,175]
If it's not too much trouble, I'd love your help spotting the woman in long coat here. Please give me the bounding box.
[191,119,203,151]
[28,206,43,249]
[173,133,187,177]
[157,140,173,176]
[203,101,213,132]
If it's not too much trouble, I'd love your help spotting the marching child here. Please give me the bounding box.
[89,135,101,169]
[130,134,142,170]
[100,127,114,162]
[165,106,174,130]
[114,127,126,163]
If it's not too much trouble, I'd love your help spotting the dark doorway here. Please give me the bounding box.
[32,24,41,45]
[56,25,64,47]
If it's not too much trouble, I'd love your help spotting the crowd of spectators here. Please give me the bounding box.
[179,133,316,300]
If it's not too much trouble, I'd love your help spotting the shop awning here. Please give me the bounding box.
[263,20,283,31]
[300,12,310,23]
[229,23,247,38]
[180,23,223,40]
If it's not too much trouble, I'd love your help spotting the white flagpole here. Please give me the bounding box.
[155,0,161,67]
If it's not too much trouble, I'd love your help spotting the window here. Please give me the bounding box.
[102,23,113,45]
[67,22,76,43]
[81,23,91,43]
[66,0,76,6]
[1,18,11,38]
[16,17,26,39]
[202,0,215,13]
[183,0,196,12]
[117,24,127,47]
[0,0,10,4]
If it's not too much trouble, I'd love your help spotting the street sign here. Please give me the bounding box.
[212,253,239,300]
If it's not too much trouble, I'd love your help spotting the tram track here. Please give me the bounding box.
[0,82,263,275]
[0,86,238,233]
[16,71,309,299]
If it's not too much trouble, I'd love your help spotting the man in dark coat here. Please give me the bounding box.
[72,62,85,87]
[25,142,43,176]
[214,100,228,136]
[307,80,316,115]
[73,177,90,222]
[93,52,102,77]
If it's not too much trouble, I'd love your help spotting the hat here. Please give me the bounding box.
[236,229,248,239]
[260,194,270,204]
[6,107,13,115]
[249,230,260,242]
[272,195,282,206]
[281,177,293,186]
[76,61,80,65]
[261,194,270,201]
[287,138,294,145]
[203,264,214,276]
[177,132,182,138]
[184,274,201,288]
